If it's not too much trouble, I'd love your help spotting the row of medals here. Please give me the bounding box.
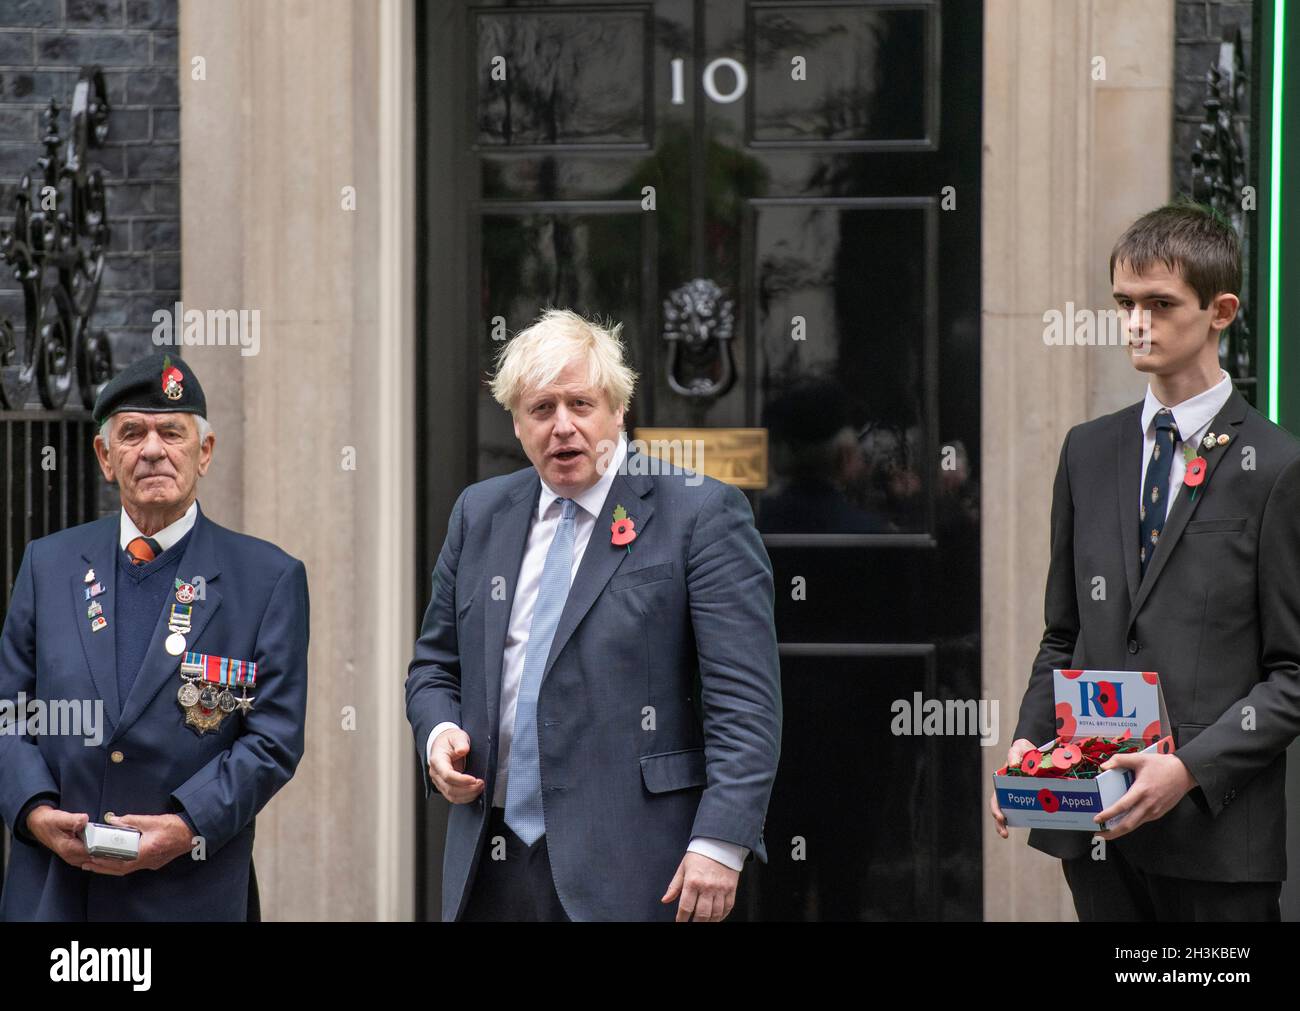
[168,580,254,732]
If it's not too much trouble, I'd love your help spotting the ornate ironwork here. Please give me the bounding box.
[661,278,736,399]
[0,65,113,410]
[1190,25,1254,393]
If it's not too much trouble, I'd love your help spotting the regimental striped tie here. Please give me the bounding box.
[1139,408,1179,578]
[505,497,577,846]
[125,535,162,566]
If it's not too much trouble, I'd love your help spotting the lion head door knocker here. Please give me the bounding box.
[662,278,736,399]
[0,65,113,410]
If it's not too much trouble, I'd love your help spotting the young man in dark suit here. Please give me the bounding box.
[991,202,1300,921]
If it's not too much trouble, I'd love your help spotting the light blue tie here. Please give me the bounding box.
[505,497,577,845]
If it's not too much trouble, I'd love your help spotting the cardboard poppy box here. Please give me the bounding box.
[993,669,1175,831]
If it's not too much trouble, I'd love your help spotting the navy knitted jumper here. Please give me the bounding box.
[114,528,192,705]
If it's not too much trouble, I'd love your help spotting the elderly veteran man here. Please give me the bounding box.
[407,309,782,922]
[0,352,309,922]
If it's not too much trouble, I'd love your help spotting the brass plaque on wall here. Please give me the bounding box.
[630,428,768,489]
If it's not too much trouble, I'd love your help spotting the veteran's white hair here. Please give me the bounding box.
[99,413,213,449]
[489,308,637,414]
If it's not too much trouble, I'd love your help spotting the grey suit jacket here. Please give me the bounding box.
[1014,388,1300,881]
[406,449,782,920]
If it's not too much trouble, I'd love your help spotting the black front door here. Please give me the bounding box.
[417,0,982,920]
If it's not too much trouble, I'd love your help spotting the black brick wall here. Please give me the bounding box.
[1173,0,1255,194]
[0,0,179,413]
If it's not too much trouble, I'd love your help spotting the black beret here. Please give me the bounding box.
[92,352,207,425]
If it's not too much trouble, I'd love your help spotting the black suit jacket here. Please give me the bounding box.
[1014,387,1300,881]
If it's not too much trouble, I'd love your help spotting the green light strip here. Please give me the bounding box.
[1269,0,1286,422]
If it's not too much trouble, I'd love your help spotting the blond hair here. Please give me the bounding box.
[489,308,637,414]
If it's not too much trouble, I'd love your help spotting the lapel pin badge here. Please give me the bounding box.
[610,504,637,552]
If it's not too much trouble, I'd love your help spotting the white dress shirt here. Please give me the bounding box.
[119,500,198,552]
[427,433,749,871]
[1138,369,1234,522]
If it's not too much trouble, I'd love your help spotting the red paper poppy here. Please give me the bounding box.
[1021,749,1043,775]
[611,518,636,546]
[1083,737,1118,758]
[1156,736,1173,755]
[1142,671,1159,685]
[1117,728,1132,741]
[1142,721,1163,747]
[1052,743,1083,769]
[1037,788,1060,814]
[1055,702,1077,741]
[161,365,183,394]
[1184,457,1207,487]
[1060,669,1084,680]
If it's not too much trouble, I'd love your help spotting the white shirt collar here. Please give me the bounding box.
[1140,369,1234,444]
[537,433,628,522]
[119,500,199,552]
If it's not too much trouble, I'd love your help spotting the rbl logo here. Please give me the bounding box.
[1078,679,1136,718]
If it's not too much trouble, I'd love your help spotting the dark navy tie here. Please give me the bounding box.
[1139,408,1179,577]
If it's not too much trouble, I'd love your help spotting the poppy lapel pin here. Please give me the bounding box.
[1182,431,1227,503]
[610,503,636,552]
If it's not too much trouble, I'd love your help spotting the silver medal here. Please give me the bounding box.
[178,682,201,707]
[165,632,187,655]
[218,689,237,713]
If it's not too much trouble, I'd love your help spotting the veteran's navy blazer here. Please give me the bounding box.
[407,449,783,921]
[0,503,309,921]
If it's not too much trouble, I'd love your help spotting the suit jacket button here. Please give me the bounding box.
[110,750,124,764]
[1127,639,1139,654]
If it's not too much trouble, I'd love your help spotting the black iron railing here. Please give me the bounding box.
[0,66,113,885]
[1189,24,1257,403]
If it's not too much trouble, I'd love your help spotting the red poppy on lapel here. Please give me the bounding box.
[1184,456,1207,488]
[610,503,636,549]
